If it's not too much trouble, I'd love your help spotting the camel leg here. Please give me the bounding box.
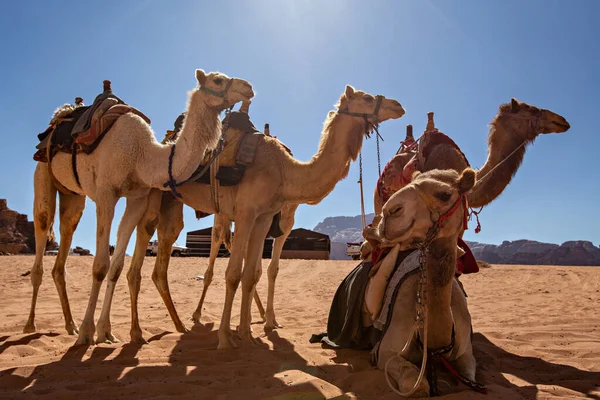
[192,215,229,323]
[381,353,430,397]
[453,346,477,382]
[253,289,266,322]
[127,189,162,344]
[264,204,296,330]
[24,163,57,334]
[75,192,118,345]
[52,193,85,335]
[152,195,188,333]
[237,213,272,344]
[218,212,256,349]
[96,195,149,344]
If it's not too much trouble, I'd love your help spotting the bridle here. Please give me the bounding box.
[199,78,235,108]
[338,94,385,139]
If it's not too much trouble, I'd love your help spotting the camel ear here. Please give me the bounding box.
[457,168,476,194]
[511,98,520,113]
[196,69,207,85]
[345,85,355,99]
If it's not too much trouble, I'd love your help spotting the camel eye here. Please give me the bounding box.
[390,205,403,215]
[214,78,223,85]
[364,95,374,102]
[435,192,452,202]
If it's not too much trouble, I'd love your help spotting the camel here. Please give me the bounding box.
[119,86,406,347]
[353,99,570,395]
[361,99,571,260]
[24,70,254,345]
[374,167,480,396]
[193,202,300,330]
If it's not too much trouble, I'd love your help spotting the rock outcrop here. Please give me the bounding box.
[0,199,56,255]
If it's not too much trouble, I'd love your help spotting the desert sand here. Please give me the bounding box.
[0,256,598,399]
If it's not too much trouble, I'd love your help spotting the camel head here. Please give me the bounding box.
[338,85,406,123]
[195,69,255,110]
[498,98,570,138]
[377,168,476,250]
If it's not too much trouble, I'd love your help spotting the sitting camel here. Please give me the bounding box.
[24,70,254,345]
[374,168,481,396]
[118,86,405,347]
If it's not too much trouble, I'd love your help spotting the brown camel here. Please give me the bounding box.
[362,98,571,259]
[119,86,406,347]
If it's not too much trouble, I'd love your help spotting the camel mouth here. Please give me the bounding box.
[380,217,415,243]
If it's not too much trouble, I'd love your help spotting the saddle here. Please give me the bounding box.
[34,82,150,163]
[164,111,292,238]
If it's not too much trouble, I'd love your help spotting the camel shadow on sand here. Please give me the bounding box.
[0,327,597,399]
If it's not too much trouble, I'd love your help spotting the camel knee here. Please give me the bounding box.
[145,215,159,236]
[30,265,44,287]
[93,262,109,282]
[51,265,65,282]
[36,211,50,232]
[267,263,279,279]
[225,271,241,290]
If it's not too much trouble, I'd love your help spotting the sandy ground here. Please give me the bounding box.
[0,255,598,399]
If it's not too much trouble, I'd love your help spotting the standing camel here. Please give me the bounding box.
[120,86,406,347]
[24,70,254,345]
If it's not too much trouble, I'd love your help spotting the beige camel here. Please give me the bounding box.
[24,70,254,345]
[119,86,405,347]
[193,202,300,330]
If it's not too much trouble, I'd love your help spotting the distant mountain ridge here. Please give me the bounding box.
[314,214,600,265]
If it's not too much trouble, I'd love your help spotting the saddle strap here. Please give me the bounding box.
[46,129,79,196]
[210,151,221,213]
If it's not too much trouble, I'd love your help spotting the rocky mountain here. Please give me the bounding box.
[315,214,600,265]
[0,199,37,254]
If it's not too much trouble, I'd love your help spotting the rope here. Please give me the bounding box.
[376,133,382,177]
[358,152,366,231]
[165,144,183,198]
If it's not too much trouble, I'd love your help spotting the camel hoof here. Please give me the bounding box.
[74,333,95,346]
[23,323,37,334]
[264,320,283,330]
[217,330,238,350]
[96,332,119,344]
[66,322,79,335]
[130,329,147,344]
[176,324,190,334]
[191,312,202,324]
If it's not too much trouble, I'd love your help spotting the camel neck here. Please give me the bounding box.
[467,116,531,208]
[424,236,457,349]
[142,91,220,189]
[281,113,364,204]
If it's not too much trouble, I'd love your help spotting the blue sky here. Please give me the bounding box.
[0,0,598,255]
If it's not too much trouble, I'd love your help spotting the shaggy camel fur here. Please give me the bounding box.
[24,70,254,345]
[121,86,405,347]
[194,202,300,330]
